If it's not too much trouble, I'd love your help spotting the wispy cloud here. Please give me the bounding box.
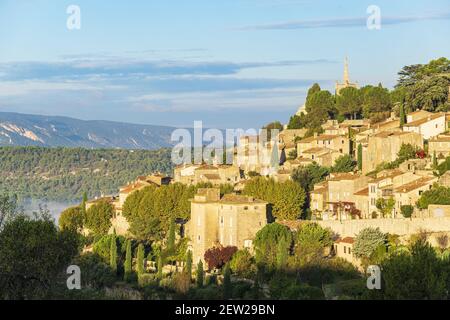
[236,12,450,30]
[0,58,335,81]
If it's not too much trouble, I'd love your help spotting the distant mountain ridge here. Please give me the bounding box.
[0,112,179,149]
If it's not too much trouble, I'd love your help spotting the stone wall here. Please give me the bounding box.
[317,217,450,238]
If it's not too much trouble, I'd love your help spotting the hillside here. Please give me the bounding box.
[0,112,178,149]
[0,146,173,201]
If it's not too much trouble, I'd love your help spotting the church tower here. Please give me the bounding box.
[335,57,359,95]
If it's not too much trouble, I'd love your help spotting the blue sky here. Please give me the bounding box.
[0,0,449,129]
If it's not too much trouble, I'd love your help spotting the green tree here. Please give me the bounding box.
[110,231,117,274]
[0,214,79,299]
[0,194,18,230]
[331,155,356,173]
[399,103,406,127]
[381,239,447,299]
[124,239,132,282]
[357,143,363,171]
[361,85,392,121]
[136,243,145,275]
[294,222,332,265]
[58,206,83,232]
[229,249,255,278]
[84,200,114,235]
[254,223,292,268]
[166,219,176,254]
[222,263,232,299]
[417,186,450,209]
[276,237,289,269]
[353,228,387,267]
[400,205,414,219]
[336,87,363,119]
[196,260,204,288]
[376,197,396,218]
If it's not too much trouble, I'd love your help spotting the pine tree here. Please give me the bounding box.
[196,260,204,288]
[167,220,176,254]
[124,239,132,282]
[185,250,193,280]
[136,243,145,275]
[357,143,363,171]
[223,263,232,299]
[109,231,117,274]
[399,104,406,127]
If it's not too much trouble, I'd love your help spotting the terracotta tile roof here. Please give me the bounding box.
[374,131,409,138]
[369,169,404,183]
[335,237,355,244]
[354,187,369,196]
[195,164,219,170]
[404,113,445,127]
[202,173,221,180]
[302,147,332,154]
[328,172,361,181]
[299,134,339,143]
[120,181,149,194]
[394,176,436,193]
[219,194,266,204]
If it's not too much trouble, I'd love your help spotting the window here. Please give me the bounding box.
[344,246,346,254]
[229,234,233,245]
[348,248,351,254]
[197,235,201,243]
[220,216,224,225]
[197,216,201,226]
[244,206,248,210]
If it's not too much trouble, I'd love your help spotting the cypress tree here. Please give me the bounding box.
[157,254,163,279]
[276,238,288,270]
[196,260,204,288]
[185,250,193,280]
[109,231,117,274]
[399,104,406,127]
[357,143,363,171]
[167,220,176,254]
[124,239,132,282]
[433,151,438,168]
[223,263,232,299]
[136,243,145,275]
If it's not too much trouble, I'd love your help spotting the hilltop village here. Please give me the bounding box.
[43,57,450,300]
[81,58,450,270]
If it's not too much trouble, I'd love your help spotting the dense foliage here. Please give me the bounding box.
[0,147,173,201]
[243,177,306,220]
[417,186,450,209]
[204,246,238,271]
[0,213,79,299]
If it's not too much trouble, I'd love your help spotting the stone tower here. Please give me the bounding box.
[335,57,359,95]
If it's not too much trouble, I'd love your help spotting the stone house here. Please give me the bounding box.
[403,112,446,139]
[429,134,450,158]
[185,188,268,264]
[333,237,361,269]
[393,176,438,217]
[297,134,350,160]
[362,131,423,174]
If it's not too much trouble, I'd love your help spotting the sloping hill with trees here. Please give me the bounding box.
[0,147,173,201]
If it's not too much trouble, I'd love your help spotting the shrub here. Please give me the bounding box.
[230,249,256,278]
[204,246,238,271]
[400,205,414,218]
